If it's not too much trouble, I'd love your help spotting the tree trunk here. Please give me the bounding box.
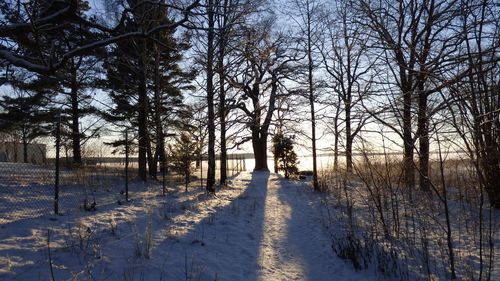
[252,129,269,171]
[251,71,279,172]
[310,97,318,188]
[150,54,162,179]
[147,134,156,179]
[137,53,148,181]
[483,155,500,208]
[306,7,319,191]
[206,0,216,193]
[418,88,430,191]
[156,129,166,174]
[218,31,227,185]
[403,89,415,189]
[274,153,279,173]
[345,101,352,173]
[22,129,28,163]
[333,107,340,172]
[481,107,500,207]
[70,68,82,165]
[185,151,190,192]
[251,72,278,172]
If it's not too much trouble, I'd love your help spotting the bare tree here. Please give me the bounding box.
[228,19,300,170]
[216,0,230,185]
[215,0,258,185]
[287,0,324,190]
[205,0,217,193]
[356,0,464,190]
[320,0,372,173]
[444,0,499,208]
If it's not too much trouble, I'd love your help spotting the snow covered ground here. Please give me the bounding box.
[0,171,381,281]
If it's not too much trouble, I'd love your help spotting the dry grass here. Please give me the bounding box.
[319,155,497,280]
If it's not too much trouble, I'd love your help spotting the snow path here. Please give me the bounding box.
[258,173,329,280]
[253,172,362,281]
[166,171,370,281]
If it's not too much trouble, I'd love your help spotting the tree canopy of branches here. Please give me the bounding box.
[102,2,194,180]
[228,17,301,171]
[0,0,199,73]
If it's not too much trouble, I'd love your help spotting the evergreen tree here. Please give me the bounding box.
[54,1,102,165]
[0,74,58,163]
[101,30,150,180]
[149,25,195,179]
[57,55,101,166]
[101,5,193,180]
[0,1,103,165]
[0,0,200,73]
[169,132,198,192]
[272,133,299,179]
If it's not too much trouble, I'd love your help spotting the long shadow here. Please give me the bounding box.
[276,177,362,281]
[139,171,270,281]
[0,172,269,281]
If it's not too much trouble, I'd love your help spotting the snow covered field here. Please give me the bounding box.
[0,171,384,281]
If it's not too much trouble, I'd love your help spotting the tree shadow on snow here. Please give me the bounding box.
[275,176,356,281]
[0,171,273,281]
[142,171,270,281]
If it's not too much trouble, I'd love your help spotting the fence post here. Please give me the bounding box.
[236,154,239,173]
[231,154,235,176]
[242,154,246,171]
[162,149,166,196]
[200,153,203,188]
[240,155,243,172]
[239,154,242,172]
[125,129,129,202]
[54,113,61,215]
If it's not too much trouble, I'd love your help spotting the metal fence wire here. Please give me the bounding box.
[0,130,246,225]
[0,146,132,224]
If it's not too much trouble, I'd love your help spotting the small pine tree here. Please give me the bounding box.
[169,132,198,192]
[272,133,299,179]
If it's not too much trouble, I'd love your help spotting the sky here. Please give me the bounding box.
[0,0,470,162]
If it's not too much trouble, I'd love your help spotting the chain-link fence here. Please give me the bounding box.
[0,145,131,225]
[0,128,247,225]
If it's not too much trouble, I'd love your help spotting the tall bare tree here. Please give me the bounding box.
[288,0,324,190]
[445,0,499,207]
[320,0,372,173]
[357,0,463,190]
[228,19,300,171]
[214,0,258,185]
[216,0,230,185]
[205,0,217,193]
